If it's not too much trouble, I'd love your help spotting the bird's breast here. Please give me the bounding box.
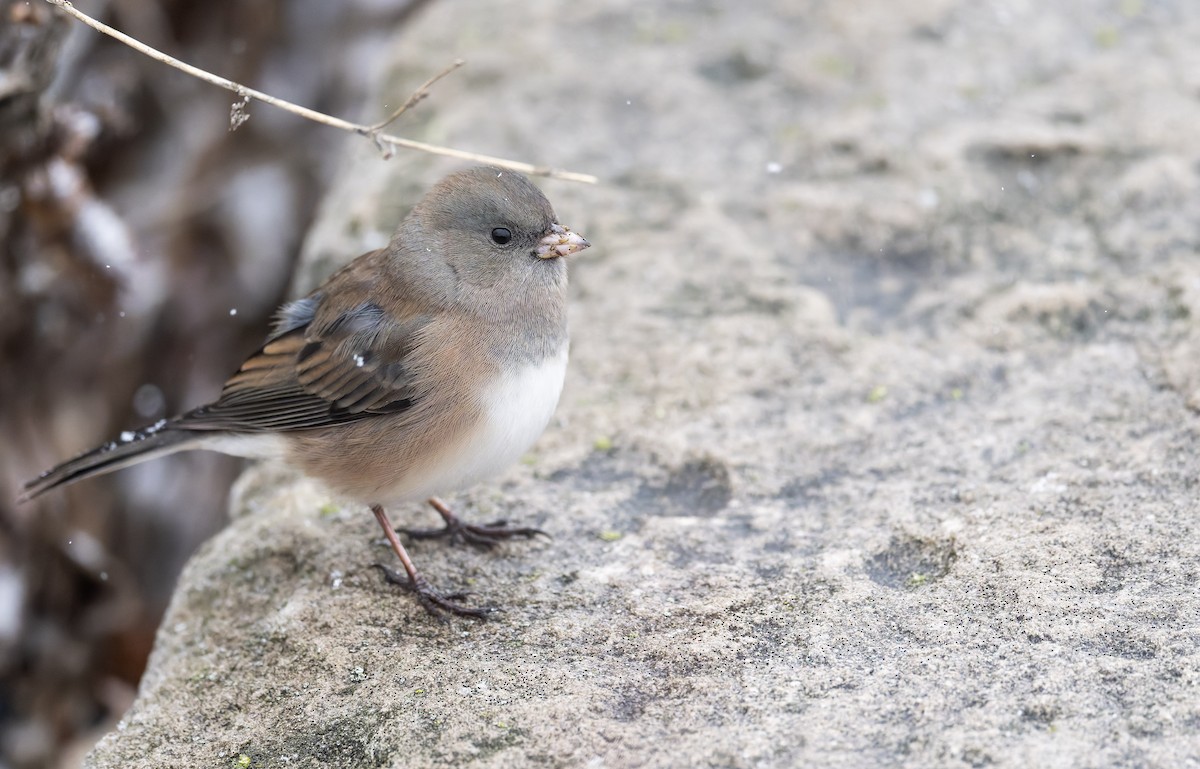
[389,344,569,501]
[477,344,569,465]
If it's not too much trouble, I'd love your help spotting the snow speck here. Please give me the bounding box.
[133,384,165,418]
[119,431,136,443]
[229,308,238,316]
[354,354,365,368]
[765,161,783,174]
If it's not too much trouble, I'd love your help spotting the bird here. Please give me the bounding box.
[21,165,590,618]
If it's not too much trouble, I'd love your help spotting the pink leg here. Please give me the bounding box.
[370,503,490,618]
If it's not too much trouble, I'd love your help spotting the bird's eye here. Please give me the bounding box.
[490,227,512,245]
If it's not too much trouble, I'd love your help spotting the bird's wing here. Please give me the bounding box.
[178,254,430,433]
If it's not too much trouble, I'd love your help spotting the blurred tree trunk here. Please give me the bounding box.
[0,1,428,766]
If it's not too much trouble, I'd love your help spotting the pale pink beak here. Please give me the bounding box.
[536,223,591,259]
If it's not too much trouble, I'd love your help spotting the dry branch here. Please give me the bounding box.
[44,0,598,183]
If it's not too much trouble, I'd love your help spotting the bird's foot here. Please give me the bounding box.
[407,497,547,549]
[404,518,547,549]
[371,564,493,619]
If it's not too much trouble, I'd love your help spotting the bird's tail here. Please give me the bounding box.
[20,422,200,502]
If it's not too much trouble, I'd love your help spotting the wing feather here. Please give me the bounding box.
[176,254,430,434]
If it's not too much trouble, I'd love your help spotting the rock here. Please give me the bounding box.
[87,0,1200,767]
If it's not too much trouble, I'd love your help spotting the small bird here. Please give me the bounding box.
[21,166,590,617]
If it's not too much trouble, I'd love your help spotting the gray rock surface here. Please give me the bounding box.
[87,0,1200,767]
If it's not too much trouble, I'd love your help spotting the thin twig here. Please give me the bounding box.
[44,0,598,183]
[367,58,464,134]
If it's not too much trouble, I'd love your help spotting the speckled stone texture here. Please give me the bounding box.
[87,0,1200,767]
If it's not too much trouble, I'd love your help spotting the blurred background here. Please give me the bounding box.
[0,0,428,765]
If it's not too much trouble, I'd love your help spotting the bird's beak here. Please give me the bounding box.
[536,223,591,259]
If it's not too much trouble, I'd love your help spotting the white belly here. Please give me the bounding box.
[402,348,568,499]
[201,432,290,459]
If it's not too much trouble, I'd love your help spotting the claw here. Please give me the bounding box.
[404,519,548,549]
[412,497,549,550]
[371,564,494,619]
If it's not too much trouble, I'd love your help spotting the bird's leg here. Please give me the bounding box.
[370,503,490,618]
[402,496,547,550]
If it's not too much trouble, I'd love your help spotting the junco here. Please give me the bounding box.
[22,166,590,617]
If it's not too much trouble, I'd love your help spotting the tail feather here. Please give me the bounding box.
[20,422,199,502]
